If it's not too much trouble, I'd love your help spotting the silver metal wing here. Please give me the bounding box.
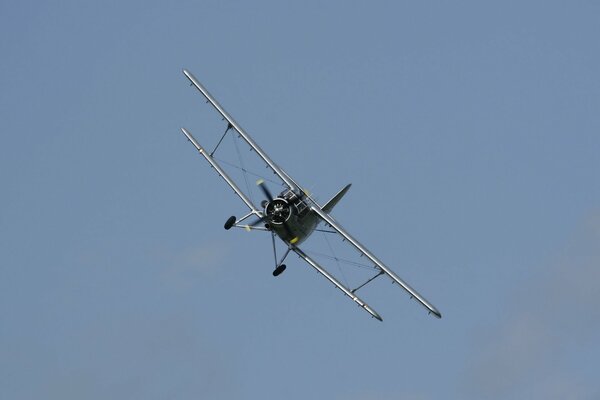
[180,127,262,216]
[183,69,302,193]
[291,246,383,321]
[309,204,443,319]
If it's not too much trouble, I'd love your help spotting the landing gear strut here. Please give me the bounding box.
[271,232,291,277]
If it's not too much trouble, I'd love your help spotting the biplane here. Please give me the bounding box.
[179,69,441,321]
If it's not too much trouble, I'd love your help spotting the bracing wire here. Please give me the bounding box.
[213,157,282,186]
[231,132,255,205]
[321,232,350,286]
[323,231,350,288]
[304,248,378,271]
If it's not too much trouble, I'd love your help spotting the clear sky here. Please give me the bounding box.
[1,1,599,399]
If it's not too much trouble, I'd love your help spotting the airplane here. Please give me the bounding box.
[179,69,442,322]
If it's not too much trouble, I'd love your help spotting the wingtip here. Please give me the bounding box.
[364,304,383,322]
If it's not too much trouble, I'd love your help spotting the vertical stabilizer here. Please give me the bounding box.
[322,184,352,213]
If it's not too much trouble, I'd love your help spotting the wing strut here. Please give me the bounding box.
[210,123,232,157]
[292,246,382,321]
[352,270,385,293]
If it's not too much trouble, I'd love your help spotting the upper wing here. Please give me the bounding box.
[183,69,302,193]
[310,204,442,318]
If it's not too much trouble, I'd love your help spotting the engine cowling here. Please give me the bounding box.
[265,198,291,224]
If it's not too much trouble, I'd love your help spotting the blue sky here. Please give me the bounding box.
[1,1,599,399]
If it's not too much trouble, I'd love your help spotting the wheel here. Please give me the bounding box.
[224,216,236,230]
[272,264,287,277]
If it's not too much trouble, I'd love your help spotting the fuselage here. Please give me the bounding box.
[266,189,319,245]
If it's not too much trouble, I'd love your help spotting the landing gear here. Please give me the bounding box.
[273,264,286,276]
[270,232,291,277]
[224,216,236,230]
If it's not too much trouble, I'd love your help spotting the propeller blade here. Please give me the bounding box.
[248,215,267,227]
[256,179,274,202]
[256,179,297,242]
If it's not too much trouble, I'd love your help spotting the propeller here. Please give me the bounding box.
[250,179,298,243]
[257,179,274,202]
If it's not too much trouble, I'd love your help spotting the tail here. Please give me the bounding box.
[321,184,351,213]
